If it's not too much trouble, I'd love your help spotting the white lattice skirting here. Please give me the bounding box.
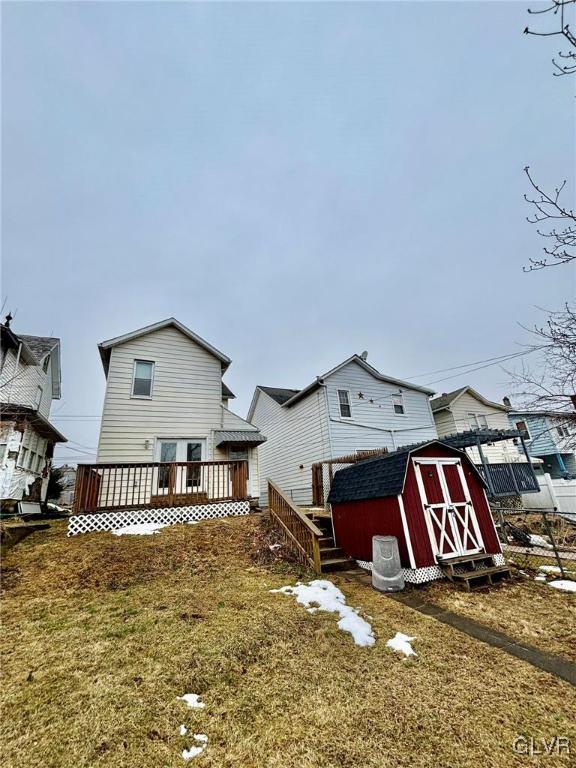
[357,552,506,584]
[68,500,250,536]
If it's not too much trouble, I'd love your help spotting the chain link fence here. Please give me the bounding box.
[492,504,576,580]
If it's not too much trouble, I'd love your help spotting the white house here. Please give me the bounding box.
[430,386,526,464]
[0,317,67,505]
[247,353,437,505]
[95,318,266,500]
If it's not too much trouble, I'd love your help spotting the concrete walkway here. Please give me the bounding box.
[343,570,576,687]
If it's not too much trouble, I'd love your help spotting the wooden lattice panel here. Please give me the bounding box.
[68,500,250,537]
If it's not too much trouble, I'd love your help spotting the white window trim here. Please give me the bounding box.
[337,389,353,419]
[392,392,406,416]
[131,359,155,399]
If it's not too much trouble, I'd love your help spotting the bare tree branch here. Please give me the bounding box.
[524,0,576,75]
[523,167,576,270]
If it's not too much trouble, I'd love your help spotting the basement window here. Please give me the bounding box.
[338,390,352,418]
[132,360,155,398]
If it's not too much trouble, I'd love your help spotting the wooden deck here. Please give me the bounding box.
[73,460,249,514]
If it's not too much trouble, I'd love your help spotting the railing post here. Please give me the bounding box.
[168,463,176,507]
[312,535,322,574]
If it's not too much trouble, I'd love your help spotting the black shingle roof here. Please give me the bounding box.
[19,335,59,363]
[430,387,468,412]
[327,440,478,504]
[259,386,300,405]
[221,382,235,399]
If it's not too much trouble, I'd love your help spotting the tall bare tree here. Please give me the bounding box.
[509,1,576,439]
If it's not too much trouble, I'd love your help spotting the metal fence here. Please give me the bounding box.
[492,504,576,580]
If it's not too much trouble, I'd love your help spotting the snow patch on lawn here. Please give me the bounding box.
[538,565,562,574]
[548,579,576,593]
[386,632,417,657]
[177,693,206,709]
[182,735,208,761]
[182,745,204,760]
[112,522,168,536]
[271,579,375,647]
[179,725,188,736]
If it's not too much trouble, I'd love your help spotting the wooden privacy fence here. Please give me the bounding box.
[73,460,249,514]
[268,480,323,572]
[312,448,390,506]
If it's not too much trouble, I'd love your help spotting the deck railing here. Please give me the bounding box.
[268,480,323,572]
[73,460,249,514]
[476,462,540,498]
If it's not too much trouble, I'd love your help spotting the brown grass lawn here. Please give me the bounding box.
[1,516,575,768]
[422,572,576,663]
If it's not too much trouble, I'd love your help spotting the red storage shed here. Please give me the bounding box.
[327,441,504,584]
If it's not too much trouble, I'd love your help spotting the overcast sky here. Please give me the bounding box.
[2,1,574,465]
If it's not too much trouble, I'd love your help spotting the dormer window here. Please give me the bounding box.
[132,360,155,398]
[393,394,405,415]
[42,355,50,373]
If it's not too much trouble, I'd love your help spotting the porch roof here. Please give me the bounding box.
[214,430,267,447]
[0,405,68,443]
[441,428,524,449]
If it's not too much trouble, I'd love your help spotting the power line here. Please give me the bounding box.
[405,347,543,382]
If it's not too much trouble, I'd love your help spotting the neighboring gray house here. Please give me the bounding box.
[96,318,266,499]
[56,464,77,506]
[508,408,576,478]
[247,353,437,505]
[0,317,67,505]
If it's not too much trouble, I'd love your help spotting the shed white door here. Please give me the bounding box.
[414,459,484,560]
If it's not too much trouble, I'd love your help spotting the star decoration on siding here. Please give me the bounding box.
[358,392,364,399]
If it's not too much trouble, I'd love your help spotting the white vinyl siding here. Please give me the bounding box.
[97,326,224,463]
[437,391,524,464]
[0,349,54,418]
[250,387,330,505]
[326,362,437,455]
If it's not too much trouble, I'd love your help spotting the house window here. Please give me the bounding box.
[392,394,405,415]
[338,390,352,418]
[557,425,572,438]
[34,387,43,408]
[132,360,155,397]
[42,356,50,373]
[516,420,531,440]
[468,413,479,430]
[229,447,250,477]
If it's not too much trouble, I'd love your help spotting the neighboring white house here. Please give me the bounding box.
[96,318,266,499]
[430,386,527,464]
[247,353,437,505]
[0,317,67,505]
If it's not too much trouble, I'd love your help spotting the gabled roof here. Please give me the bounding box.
[221,382,236,399]
[249,355,435,419]
[19,335,59,362]
[258,386,300,405]
[8,333,62,399]
[98,318,231,375]
[327,440,484,504]
[430,386,510,414]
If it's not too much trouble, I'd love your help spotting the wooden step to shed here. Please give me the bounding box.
[452,565,511,591]
[437,552,497,566]
[318,536,336,549]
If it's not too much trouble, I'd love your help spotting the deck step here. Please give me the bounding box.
[321,559,356,573]
[318,536,335,549]
[320,546,345,560]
